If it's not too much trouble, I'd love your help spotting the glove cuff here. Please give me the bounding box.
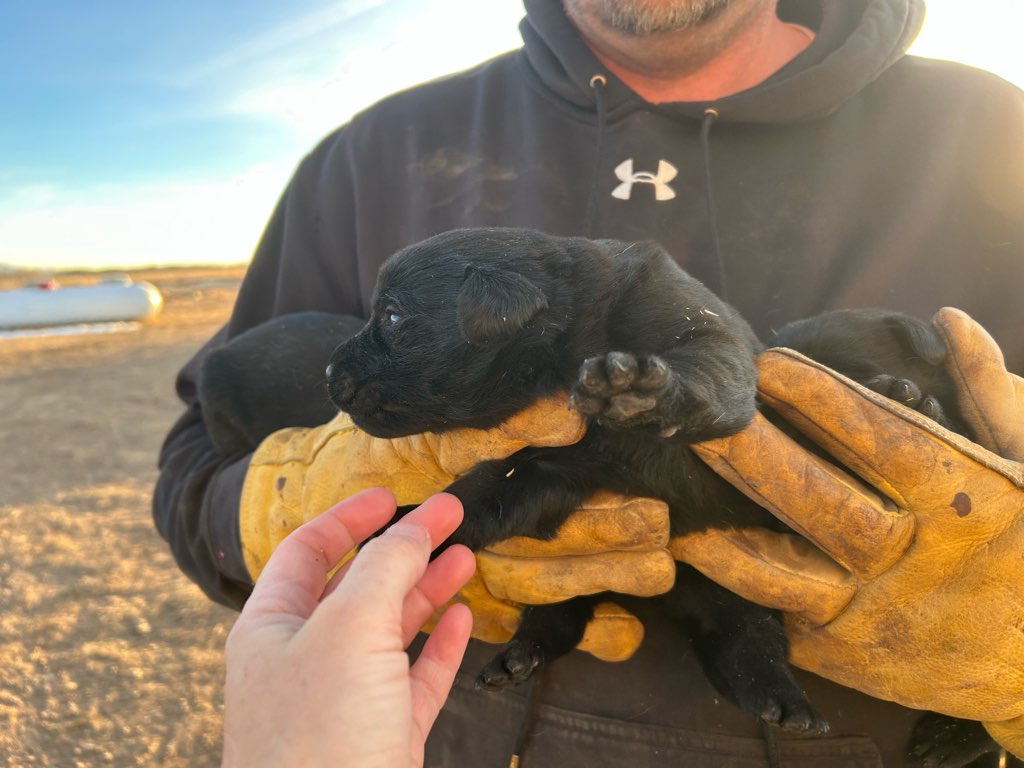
[238,421,353,579]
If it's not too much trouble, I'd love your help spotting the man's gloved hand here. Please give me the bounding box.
[670,307,1024,756]
[239,394,675,661]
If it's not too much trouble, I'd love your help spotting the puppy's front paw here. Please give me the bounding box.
[477,640,544,690]
[571,352,675,431]
[861,374,956,430]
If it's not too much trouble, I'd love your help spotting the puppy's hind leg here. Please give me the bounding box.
[908,712,1009,768]
[478,596,599,689]
[664,566,829,734]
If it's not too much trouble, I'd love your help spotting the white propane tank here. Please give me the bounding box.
[0,278,163,330]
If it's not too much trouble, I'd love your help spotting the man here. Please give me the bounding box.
[155,0,1024,764]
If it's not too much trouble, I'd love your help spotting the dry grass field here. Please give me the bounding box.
[0,266,248,766]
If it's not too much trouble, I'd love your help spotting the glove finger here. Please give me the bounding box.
[486,491,669,557]
[476,549,676,604]
[757,349,1013,501]
[421,571,521,644]
[692,411,913,579]
[933,307,1024,461]
[577,601,645,661]
[984,717,1024,760]
[669,528,854,625]
[432,393,586,475]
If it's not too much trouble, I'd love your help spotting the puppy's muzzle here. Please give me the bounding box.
[326,364,359,409]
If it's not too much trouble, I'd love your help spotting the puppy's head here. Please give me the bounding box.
[767,308,964,428]
[326,228,575,437]
[768,308,947,381]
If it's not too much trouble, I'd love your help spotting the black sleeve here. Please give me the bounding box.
[152,129,365,610]
[153,327,255,609]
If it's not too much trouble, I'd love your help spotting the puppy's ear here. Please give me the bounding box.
[457,264,548,344]
[884,313,947,365]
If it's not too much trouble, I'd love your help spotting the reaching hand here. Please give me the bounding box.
[240,395,675,664]
[222,488,476,768]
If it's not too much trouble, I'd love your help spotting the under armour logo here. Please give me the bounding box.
[611,159,678,201]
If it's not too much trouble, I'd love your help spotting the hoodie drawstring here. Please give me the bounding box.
[584,74,609,237]
[699,106,729,301]
[508,671,544,767]
[761,720,784,768]
[580,95,781,768]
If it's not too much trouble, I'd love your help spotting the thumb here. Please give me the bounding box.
[933,307,1024,460]
[431,393,586,474]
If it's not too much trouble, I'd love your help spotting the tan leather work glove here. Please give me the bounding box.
[670,307,1024,757]
[239,394,675,662]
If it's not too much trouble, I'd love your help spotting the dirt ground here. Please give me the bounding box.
[0,266,249,766]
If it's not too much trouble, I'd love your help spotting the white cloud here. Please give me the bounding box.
[0,163,294,270]
[0,0,527,271]
[177,0,389,87]
[221,0,526,142]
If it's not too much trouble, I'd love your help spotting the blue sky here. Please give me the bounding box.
[1,0,1021,271]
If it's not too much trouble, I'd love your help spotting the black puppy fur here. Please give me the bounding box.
[197,233,998,763]
[326,227,831,732]
[199,312,363,455]
[766,308,971,438]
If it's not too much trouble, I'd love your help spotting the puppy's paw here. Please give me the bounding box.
[712,650,830,735]
[725,675,830,734]
[862,373,924,407]
[907,713,1002,768]
[861,374,956,430]
[477,640,544,690]
[571,352,674,430]
[757,696,830,735]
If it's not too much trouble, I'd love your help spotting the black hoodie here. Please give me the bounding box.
[155,1,1024,764]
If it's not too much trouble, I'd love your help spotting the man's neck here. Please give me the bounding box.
[567,1,814,103]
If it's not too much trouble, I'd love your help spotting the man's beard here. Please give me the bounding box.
[576,0,739,35]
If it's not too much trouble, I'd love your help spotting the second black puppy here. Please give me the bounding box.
[326,226,827,731]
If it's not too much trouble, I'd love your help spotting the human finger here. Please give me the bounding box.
[400,544,476,645]
[933,306,1024,460]
[409,603,473,756]
[321,492,465,599]
[398,492,465,550]
[245,487,398,621]
[319,494,463,624]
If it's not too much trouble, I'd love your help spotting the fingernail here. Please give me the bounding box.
[385,520,431,546]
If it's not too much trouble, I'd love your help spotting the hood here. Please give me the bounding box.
[519,0,925,124]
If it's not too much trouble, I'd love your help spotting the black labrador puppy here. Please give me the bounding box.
[325,226,824,730]
[198,229,998,763]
